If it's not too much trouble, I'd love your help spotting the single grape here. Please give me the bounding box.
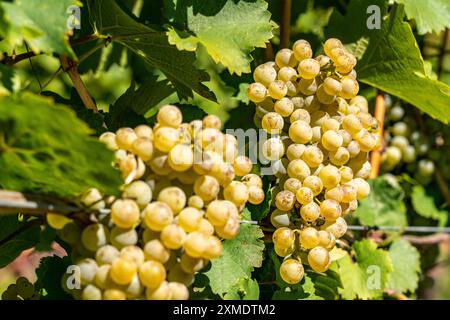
[253,63,277,86]
[293,39,312,61]
[96,244,120,266]
[262,138,285,161]
[247,82,267,103]
[300,202,320,222]
[289,120,313,144]
[160,224,186,250]
[123,181,152,209]
[274,97,294,117]
[143,201,174,231]
[275,48,297,68]
[261,112,284,134]
[287,159,311,181]
[279,259,304,284]
[320,199,342,221]
[272,227,296,249]
[299,227,319,249]
[268,80,288,99]
[298,58,320,79]
[139,260,166,289]
[275,190,296,211]
[302,175,323,196]
[270,210,291,228]
[308,246,330,272]
[154,126,180,152]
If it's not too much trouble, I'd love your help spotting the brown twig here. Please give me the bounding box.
[265,42,275,61]
[60,55,98,112]
[370,91,386,179]
[279,0,292,49]
[401,233,450,245]
[70,34,100,46]
[437,28,449,79]
[0,51,40,65]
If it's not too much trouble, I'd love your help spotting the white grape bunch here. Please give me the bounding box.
[49,105,265,300]
[247,38,378,285]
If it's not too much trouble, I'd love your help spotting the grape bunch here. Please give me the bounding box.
[51,105,264,300]
[246,38,378,284]
[381,97,442,184]
[1,277,39,300]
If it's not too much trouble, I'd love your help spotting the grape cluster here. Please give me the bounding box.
[381,98,438,184]
[1,277,39,300]
[52,105,264,300]
[247,38,378,284]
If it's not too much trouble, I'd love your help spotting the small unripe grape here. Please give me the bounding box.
[253,63,278,86]
[134,124,153,140]
[391,122,409,137]
[168,282,190,300]
[268,80,288,99]
[275,190,296,211]
[324,38,343,57]
[339,76,359,99]
[299,227,319,249]
[146,281,172,300]
[247,82,267,103]
[154,126,179,152]
[270,209,291,228]
[123,181,152,209]
[157,105,182,128]
[286,143,306,161]
[81,188,105,210]
[248,186,265,205]
[262,138,285,161]
[289,120,313,144]
[202,114,222,130]
[388,105,405,121]
[215,217,240,240]
[184,232,208,258]
[158,187,186,214]
[302,175,323,196]
[385,146,402,166]
[224,181,249,207]
[272,227,295,249]
[110,258,137,285]
[300,202,320,222]
[81,223,109,252]
[99,132,119,151]
[320,199,342,221]
[288,159,311,181]
[111,199,140,229]
[402,145,416,163]
[321,130,343,151]
[418,159,435,177]
[301,145,324,168]
[391,136,409,151]
[280,259,304,284]
[308,246,330,272]
[194,175,220,201]
[116,128,138,151]
[188,195,204,209]
[139,260,166,289]
[242,173,263,188]
[274,98,294,117]
[178,207,203,233]
[143,202,174,231]
[298,58,320,79]
[275,48,297,68]
[318,165,341,189]
[293,39,312,61]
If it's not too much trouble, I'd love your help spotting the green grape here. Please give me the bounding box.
[418,159,435,177]
[81,223,110,252]
[391,122,409,137]
[279,259,304,284]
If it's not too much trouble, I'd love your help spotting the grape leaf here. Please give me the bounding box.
[0,64,15,94]
[387,240,421,294]
[86,0,214,101]
[0,93,122,198]
[326,0,450,123]
[0,216,41,268]
[35,255,73,300]
[203,209,264,297]
[335,240,393,300]
[0,0,79,58]
[355,177,408,227]
[223,278,260,300]
[166,0,273,75]
[411,185,448,226]
[393,0,450,35]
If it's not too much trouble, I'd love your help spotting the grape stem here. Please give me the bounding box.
[402,233,450,245]
[279,0,292,49]
[369,90,386,179]
[60,55,98,112]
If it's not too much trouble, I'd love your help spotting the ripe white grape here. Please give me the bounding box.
[272,227,295,249]
[339,76,359,99]
[324,38,343,57]
[82,284,102,300]
[160,224,186,250]
[194,175,220,201]
[317,230,336,250]
[287,159,311,181]
[302,175,323,196]
[81,188,105,210]
[262,138,285,161]
[275,190,296,211]
[247,82,267,103]
[120,245,145,266]
[298,78,318,95]
[183,232,208,258]
[123,181,152,209]
[321,130,343,151]
[178,207,203,233]
[215,217,240,240]
[116,128,138,151]
[110,226,138,249]
[233,155,253,177]
[187,195,204,209]
[300,202,320,222]
[279,259,304,284]
[320,199,342,221]
[143,202,174,231]
[308,246,330,272]
[274,98,294,117]
[111,199,140,229]
[324,217,348,238]
[289,120,313,144]
[275,48,297,68]
[139,260,166,289]
[261,112,284,134]
[298,58,320,79]
[242,174,263,188]
[290,108,311,124]
[286,144,306,161]
[146,281,172,300]
[284,178,302,193]
[324,186,344,202]
[99,132,118,151]
[110,257,137,285]
[77,258,98,286]
[301,145,324,168]
[299,227,319,249]
[157,105,182,128]
[318,165,341,189]
[278,66,298,82]
[253,63,277,86]
[135,124,154,140]
[168,282,189,300]
[154,126,180,152]
[293,39,313,61]
[323,77,342,96]
[168,144,194,172]
[224,181,249,207]
[248,185,265,205]
[316,85,336,104]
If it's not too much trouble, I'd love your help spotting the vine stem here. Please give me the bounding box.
[60,55,98,112]
[369,91,386,179]
[402,233,450,245]
[279,0,292,49]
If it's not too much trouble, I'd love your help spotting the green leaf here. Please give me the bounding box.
[87,0,214,101]
[326,0,450,123]
[166,0,273,75]
[355,177,408,227]
[0,216,41,268]
[335,240,393,300]
[0,0,79,58]
[411,185,448,226]
[0,64,16,94]
[223,278,260,300]
[35,255,73,299]
[203,209,264,297]
[393,0,450,35]
[0,93,122,198]
[388,239,421,293]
